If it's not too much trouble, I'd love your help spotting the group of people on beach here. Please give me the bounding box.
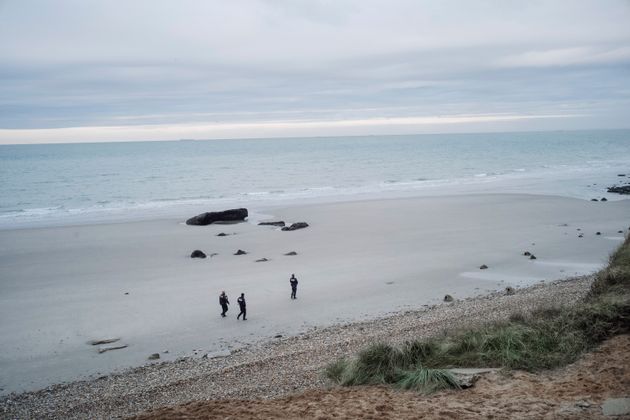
[219,274,299,320]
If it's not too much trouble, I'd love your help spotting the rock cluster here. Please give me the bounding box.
[607,185,630,194]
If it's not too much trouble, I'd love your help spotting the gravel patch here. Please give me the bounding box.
[0,276,594,420]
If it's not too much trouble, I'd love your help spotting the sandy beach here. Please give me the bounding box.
[0,193,628,400]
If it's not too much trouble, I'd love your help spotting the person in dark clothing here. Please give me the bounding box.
[237,293,247,320]
[219,291,229,317]
[289,274,298,299]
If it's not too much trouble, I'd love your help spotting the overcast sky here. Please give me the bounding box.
[1,0,629,144]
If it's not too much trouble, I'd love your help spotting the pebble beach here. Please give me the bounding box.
[0,274,595,419]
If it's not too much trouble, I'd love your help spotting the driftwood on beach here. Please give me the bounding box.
[186,208,248,225]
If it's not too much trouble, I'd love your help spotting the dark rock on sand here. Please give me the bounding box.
[88,338,120,346]
[281,222,309,231]
[148,353,160,360]
[255,258,269,262]
[596,232,601,235]
[505,286,515,295]
[258,221,286,227]
[601,197,608,201]
[607,185,630,194]
[444,294,454,302]
[216,232,228,237]
[186,208,248,226]
[274,334,283,339]
[98,345,128,354]
[618,174,626,177]
[523,251,531,256]
[529,254,537,260]
[190,250,207,258]
[284,251,298,256]
[619,230,624,234]
[591,198,599,202]
[479,264,488,270]
[578,233,584,238]
[234,249,247,255]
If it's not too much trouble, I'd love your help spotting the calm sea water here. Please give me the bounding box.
[1,130,629,228]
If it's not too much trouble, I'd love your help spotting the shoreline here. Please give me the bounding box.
[0,274,597,419]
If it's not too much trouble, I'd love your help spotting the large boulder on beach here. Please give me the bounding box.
[186,208,248,226]
[281,222,309,231]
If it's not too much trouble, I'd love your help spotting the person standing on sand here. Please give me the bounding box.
[290,274,298,299]
[237,293,247,320]
[219,291,229,317]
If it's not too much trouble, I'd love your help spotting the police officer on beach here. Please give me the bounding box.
[219,291,229,317]
[237,293,247,320]
[290,274,298,299]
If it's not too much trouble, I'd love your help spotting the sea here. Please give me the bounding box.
[1,129,629,229]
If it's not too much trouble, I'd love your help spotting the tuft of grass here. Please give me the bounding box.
[324,358,350,384]
[325,235,630,391]
[395,367,460,393]
[341,343,403,385]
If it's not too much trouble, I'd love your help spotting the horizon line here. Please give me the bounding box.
[0,112,596,145]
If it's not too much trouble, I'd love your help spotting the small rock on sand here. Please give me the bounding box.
[234,249,247,255]
[281,222,309,231]
[148,353,160,360]
[190,250,207,258]
[505,286,515,295]
[284,251,298,256]
[216,232,228,237]
[596,232,601,235]
[444,294,454,302]
[479,264,488,270]
[523,251,531,256]
[258,221,285,227]
[530,254,537,260]
[98,345,128,354]
[255,258,268,262]
[601,197,608,201]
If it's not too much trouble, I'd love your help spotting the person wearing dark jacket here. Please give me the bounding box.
[237,293,247,320]
[219,291,229,317]
[289,274,298,299]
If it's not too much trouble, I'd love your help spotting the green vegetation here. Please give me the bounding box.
[326,236,630,392]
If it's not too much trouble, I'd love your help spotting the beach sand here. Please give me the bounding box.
[0,193,628,397]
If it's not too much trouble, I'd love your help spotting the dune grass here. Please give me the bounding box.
[325,236,630,391]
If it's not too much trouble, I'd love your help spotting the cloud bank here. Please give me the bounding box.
[0,0,629,143]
